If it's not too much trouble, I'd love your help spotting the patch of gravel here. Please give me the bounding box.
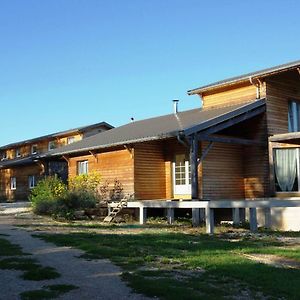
[243,253,300,269]
[0,202,31,215]
[0,217,151,300]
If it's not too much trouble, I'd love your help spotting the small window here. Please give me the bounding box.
[67,136,75,144]
[77,160,88,175]
[288,100,300,132]
[48,141,57,151]
[1,151,7,160]
[28,175,36,189]
[16,148,21,158]
[10,177,16,190]
[31,144,38,154]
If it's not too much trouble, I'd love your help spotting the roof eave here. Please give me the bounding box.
[40,134,175,159]
[187,63,300,96]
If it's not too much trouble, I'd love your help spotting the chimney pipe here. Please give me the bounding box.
[173,99,179,114]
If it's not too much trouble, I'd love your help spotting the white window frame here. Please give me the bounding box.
[274,147,300,192]
[10,177,16,190]
[48,141,57,151]
[288,100,300,132]
[31,144,38,154]
[16,148,21,158]
[172,154,191,195]
[77,160,88,175]
[67,136,75,144]
[28,175,36,189]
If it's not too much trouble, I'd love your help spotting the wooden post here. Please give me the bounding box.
[139,206,147,225]
[268,140,276,197]
[199,208,205,223]
[264,207,271,228]
[167,208,174,224]
[206,208,214,234]
[232,208,240,225]
[190,135,199,199]
[249,208,258,232]
[192,208,200,226]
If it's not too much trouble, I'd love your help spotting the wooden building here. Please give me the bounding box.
[3,60,300,230]
[40,60,300,230]
[0,122,113,200]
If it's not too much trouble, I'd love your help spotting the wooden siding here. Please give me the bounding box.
[202,142,245,200]
[1,133,83,160]
[266,73,300,135]
[134,142,167,200]
[202,83,258,109]
[0,164,43,200]
[68,148,134,196]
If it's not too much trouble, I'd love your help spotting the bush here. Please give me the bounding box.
[69,171,101,195]
[29,177,67,215]
[29,176,97,219]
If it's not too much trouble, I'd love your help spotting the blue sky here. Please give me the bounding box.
[1,0,300,145]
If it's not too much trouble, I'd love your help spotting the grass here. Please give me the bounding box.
[0,237,25,256]
[20,284,78,300]
[0,237,60,281]
[0,256,60,281]
[36,229,300,300]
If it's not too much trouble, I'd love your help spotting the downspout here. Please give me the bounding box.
[177,131,189,148]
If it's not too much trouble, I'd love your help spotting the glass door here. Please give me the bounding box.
[173,154,191,195]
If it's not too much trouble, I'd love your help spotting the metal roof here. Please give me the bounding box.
[40,99,266,158]
[188,59,300,95]
[0,121,114,151]
[0,156,37,169]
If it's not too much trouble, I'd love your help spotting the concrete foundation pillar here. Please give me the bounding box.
[139,207,147,225]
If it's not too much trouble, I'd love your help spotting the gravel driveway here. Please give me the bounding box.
[0,216,151,300]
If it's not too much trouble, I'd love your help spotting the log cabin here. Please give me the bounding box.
[0,122,113,200]
[39,60,300,230]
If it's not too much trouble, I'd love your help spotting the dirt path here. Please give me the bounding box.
[0,216,151,300]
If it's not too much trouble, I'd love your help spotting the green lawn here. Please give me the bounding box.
[36,228,300,300]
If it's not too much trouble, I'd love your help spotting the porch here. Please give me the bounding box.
[109,198,300,234]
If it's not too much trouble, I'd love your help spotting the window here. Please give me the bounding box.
[67,136,75,144]
[31,144,38,154]
[274,148,300,192]
[1,151,7,160]
[16,148,21,158]
[10,177,16,190]
[28,175,36,189]
[288,100,300,132]
[77,160,88,175]
[48,141,57,151]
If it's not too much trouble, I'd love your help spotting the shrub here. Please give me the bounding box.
[29,177,67,215]
[69,171,101,195]
[52,192,97,220]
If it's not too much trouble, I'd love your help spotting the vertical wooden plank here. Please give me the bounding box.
[192,208,200,226]
[268,140,276,196]
[232,208,240,225]
[249,208,258,232]
[190,135,199,199]
[264,207,272,228]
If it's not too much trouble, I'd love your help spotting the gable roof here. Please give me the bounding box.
[41,99,265,158]
[188,59,300,95]
[0,121,114,151]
